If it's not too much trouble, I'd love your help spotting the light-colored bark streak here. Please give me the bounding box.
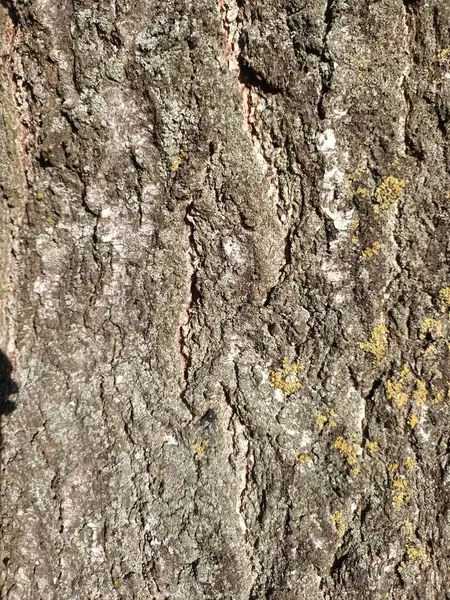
[0,7,27,359]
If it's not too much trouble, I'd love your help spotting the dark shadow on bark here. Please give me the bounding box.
[0,0,19,26]
[0,351,18,416]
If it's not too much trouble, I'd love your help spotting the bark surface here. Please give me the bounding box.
[1,0,450,598]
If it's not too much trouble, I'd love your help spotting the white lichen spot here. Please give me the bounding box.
[163,435,178,446]
[320,256,345,283]
[333,292,346,305]
[322,208,354,232]
[274,388,285,402]
[222,239,244,265]
[332,107,348,119]
[316,129,337,153]
[285,428,299,436]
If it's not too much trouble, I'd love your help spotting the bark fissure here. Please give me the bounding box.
[177,199,198,415]
[318,0,335,119]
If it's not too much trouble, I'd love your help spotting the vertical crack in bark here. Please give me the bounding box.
[232,416,250,538]
[177,199,197,415]
[400,0,415,161]
[217,0,260,146]
[217,0,276,176]
[317,0,335,120]
[263,234,292,307]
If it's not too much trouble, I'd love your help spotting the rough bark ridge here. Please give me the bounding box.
[1,0,450,598]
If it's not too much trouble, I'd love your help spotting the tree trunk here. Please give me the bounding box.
[1,0,450,598]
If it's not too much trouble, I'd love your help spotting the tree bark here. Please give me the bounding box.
[1,0,450,598]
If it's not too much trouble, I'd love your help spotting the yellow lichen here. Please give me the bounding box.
[421,343,437,356]
[439,287,450,313]
[366,441,379,456]
[393,491,408,510]
[413,380,427,406]
[404,457,414,471]
[403,520,415,538]
[172,149,187,171]
[374,176,405,213]
[356,187,368,197]
[408,413,419,429]
[316,413,328,431]
[419,318,443,341]
[433,48,450,66]
[331,511,346,538]
[359,324,388,362]
[334,436,360,474]
[386,381,408,408]
[362,241,381,259]
[351,220,360,245]
[193,440,208,457]
[387,463,399,473]
[391,478,410,511]
[432,390,445,405]
[295,452,311,463]
[270,358,302,396]
[393,478,408,489]
[400,364,412,378]
[316,407,336,431]
[386,365,414,408]
[344,167,366,191]
[406,544,427,562]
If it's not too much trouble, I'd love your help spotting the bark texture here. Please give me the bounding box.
[1,0,450,598]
